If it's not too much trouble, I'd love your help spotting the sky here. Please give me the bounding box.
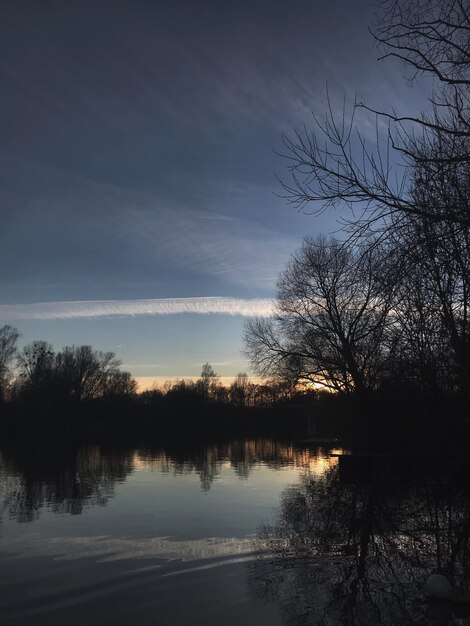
[0,0,428,388]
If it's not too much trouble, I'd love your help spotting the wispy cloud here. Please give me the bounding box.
[0,297,274,321]
[123,203,295,290]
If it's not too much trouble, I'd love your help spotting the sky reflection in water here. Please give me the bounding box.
[2,440,468,625]
[1,440,336,555]
[0,439,340,626]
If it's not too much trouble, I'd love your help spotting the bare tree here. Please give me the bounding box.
[371,0,470,158]
[103,370,137,398]
[274,1,470,400]
[279,0,470,238]
[55,345,125,400]
[17,341,55,393]
[244,237,395,393]
[197,362,221,402]
[229,372,255,407]
[389,255,450,391]
[398,201,470,393]
[0,325,20,400]
[368,0,470,174]
[16,342,132,401]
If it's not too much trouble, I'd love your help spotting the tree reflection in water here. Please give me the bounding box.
[252,465,470,625]
[0,439,339,521]
[136,439,339,491]
[0,445,135,522]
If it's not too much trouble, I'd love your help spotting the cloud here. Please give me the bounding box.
[0,296,274,321]
[122,203,295,290]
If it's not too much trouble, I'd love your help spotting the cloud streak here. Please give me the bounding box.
[0,297,274,321]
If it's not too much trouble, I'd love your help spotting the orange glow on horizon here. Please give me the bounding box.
[135,375,266,392]
[136,375,334,393]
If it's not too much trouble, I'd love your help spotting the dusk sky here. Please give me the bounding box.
[0,0,428,388]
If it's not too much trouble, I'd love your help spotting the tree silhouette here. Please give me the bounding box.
[229,373,254,407]
[0,325,19,401]
[244,237,395,393]
[278,0,470,247]
[197,362,221,401]
[15,342,136,402]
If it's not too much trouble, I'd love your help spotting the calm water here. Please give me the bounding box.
[0,439,341,626]
[1,439,469,625]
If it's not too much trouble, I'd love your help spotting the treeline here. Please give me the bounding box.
[0,334,136,404]
[140,366,312,409]
[244,0,470,417]
[0,330,311,409]
[0,329,317,439]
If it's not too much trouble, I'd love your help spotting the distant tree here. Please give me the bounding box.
[17,341,55,394]
[55,345,123,401]
[140,386,164,406]
[229,373,254,407]
[244,237,395,394]
[213,384,229,404]
[15,342,132,402]
[197,362,221,401]
[165,379,198,403]
[0,325,20,401]
[103,370,137,398]
[252,377,297,406]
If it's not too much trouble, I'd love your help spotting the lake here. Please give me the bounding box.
[1,438,469,625]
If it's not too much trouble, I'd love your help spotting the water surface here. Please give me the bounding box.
[0,439,339,625]
[2,439,468,625]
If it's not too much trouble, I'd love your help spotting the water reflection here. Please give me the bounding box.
[3,439,468,624]
[253,463,470,625]
[0,445,135,522]
[0,439,341,522]
[136,440,341,490]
